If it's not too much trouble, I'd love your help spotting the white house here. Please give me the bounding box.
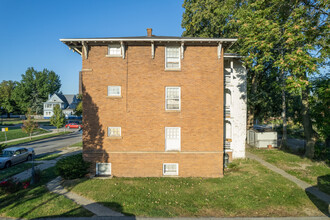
[224,53,247,160]
[43,93,81,119]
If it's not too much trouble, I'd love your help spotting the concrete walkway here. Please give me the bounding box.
[246,152,330,211]
[47,177,124,217]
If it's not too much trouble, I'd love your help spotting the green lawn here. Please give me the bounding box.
[0,119,51,126]
[36,153,61,161]
[247,148,330,194]
[0,167,93,219]
[68,142,82,148]
[0,163,40,181]
[62,159,327,217]
[5,131,71,147]
[0,127,50,142]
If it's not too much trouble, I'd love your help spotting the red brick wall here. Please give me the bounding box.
[81,43,224,177]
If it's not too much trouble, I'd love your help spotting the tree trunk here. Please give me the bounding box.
[247,74,258,129]
[301,87,315,159]
[281,84,287,149]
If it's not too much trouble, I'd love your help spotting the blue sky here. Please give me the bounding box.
[0,0,185,94]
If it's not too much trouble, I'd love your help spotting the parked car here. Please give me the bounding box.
[0,147,35,169]
[65,123,82,129]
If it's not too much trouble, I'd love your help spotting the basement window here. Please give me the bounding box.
[96,163,111,176]
[163,163,179,176]
[107,44,122,57]
[165,46,180,70]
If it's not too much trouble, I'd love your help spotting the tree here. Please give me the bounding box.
[74,94,83,116]
[50,105,66,132]
[182,0,329,158]
[13,67,61,114]
[0,80,18,117]
[22,109,38,140]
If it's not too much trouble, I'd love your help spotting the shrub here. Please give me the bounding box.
[0,143,7,154]
[32,168,42,184]
[55,154,90,179]
[0,178,23,194]
[317,175,330,195]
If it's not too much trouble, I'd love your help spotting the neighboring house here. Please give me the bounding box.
[60,28,247,177]
[43,93,81,119]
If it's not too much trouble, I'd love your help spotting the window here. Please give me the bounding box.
[108,86,121,97]
[108,127,121,137]
[165,46,180,69]
[165,127,181,151]
[165,87,181,110]
[96,163,111,176]
[163,163,178,176]
[225,121,232,142]
[108,44,122,56]
[45,104,52,109]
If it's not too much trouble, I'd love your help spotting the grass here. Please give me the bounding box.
[0,163,40,181]
[0,166,93,219]
[0,127,50,142]
[68,142,82,148]
[62,159,327,217]
[35,153,61,161]
[4,131,71,147]
[0,119,51,126]
[247,148,330,194]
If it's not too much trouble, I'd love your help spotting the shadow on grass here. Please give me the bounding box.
[305,186,330,217]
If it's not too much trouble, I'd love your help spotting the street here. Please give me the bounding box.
[13,130,82,156]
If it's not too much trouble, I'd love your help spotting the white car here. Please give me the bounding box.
[0,147,35,169]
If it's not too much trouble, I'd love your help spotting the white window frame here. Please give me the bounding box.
[165,46,181,70]
[163,163,179,176]
[165,87,181,110]
[107,44,122,57]
[107,86,121,97]
[165,127,181,151]
[108,127,121,137]
[96,163,111,176]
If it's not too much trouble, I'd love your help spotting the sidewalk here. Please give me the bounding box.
[0,128,72,145]
[246,152,330,212]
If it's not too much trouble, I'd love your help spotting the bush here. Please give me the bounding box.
[314,142,330,165]
[0,143,7,154]
[32,168,42,184]
[55,154,90,179]
[317,175,330,195]
[0,178,23,194]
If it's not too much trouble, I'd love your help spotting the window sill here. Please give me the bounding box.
[106,55,122,58]
[165,150,181,152]
[106,96,122,99]
[106,137,123,140]
[165,110,181,113]
[165,68,181,72]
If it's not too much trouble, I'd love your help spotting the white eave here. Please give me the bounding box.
[60,38,237,43]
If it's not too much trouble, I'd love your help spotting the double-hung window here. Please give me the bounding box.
[108,86,121,97]
[108,127,121,137]
[165,46,180,69]
[108,44,122,57]
[165,87,180,110]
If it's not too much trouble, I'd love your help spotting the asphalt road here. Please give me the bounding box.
[14,130,82,156]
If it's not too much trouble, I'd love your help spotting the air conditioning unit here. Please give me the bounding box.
[96,163,111,176]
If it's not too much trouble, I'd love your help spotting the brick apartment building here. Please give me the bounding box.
[61,29,247,177]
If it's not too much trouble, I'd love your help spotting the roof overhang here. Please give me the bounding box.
[60,37,237,55]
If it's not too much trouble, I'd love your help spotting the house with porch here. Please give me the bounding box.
[43,93,81,119]
[60,29,247,177]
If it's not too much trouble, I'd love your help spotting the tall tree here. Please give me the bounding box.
[50,104,66,132]
[0,80,18,117]
[182,0,329,158]
[13,67,61,114]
